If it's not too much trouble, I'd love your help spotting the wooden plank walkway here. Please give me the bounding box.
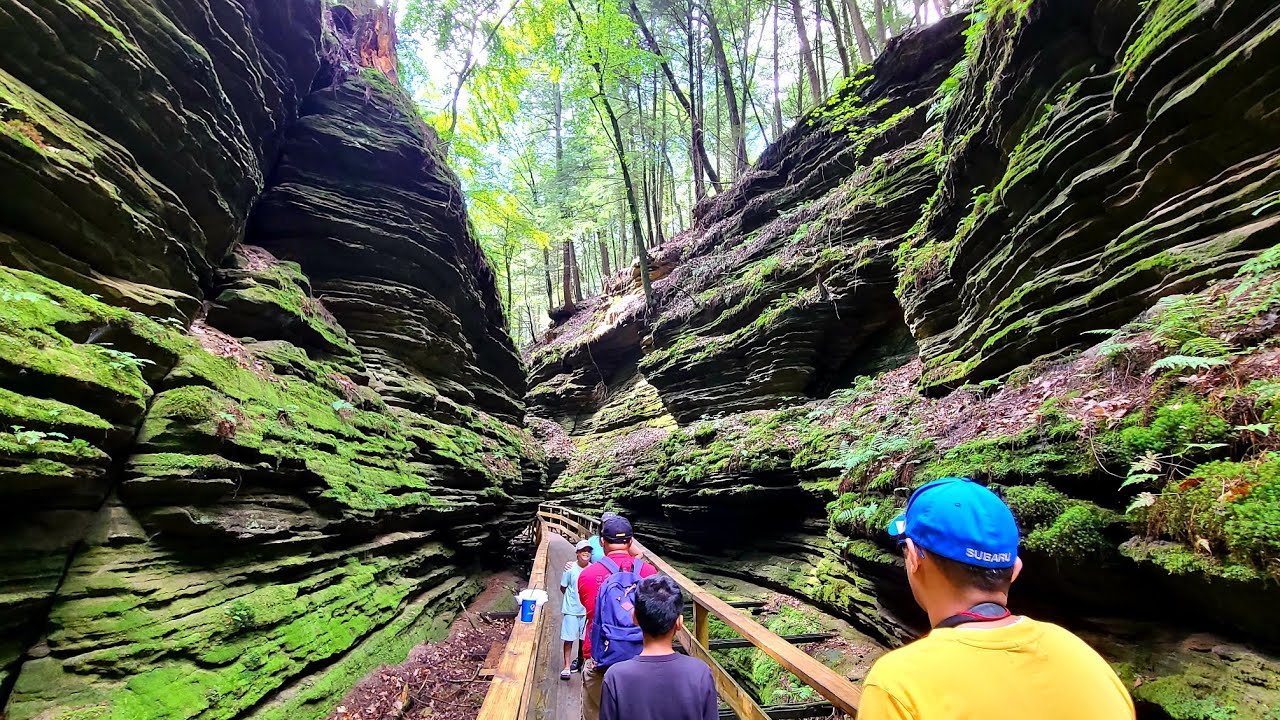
[529,532,584,719]
[477,527,551,720]
[481,505,864,720]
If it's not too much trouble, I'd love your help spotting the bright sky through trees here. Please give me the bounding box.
[395,0,957,345]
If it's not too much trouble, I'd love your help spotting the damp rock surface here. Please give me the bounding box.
[0,2,540,718]
[526,3,1280,717]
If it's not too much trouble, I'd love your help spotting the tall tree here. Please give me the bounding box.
[792,0,823,106]
[843,0,875,63]
[625,0,721,196]
[704,3,748,177]
[598,229,612,277]
[772,1,783,135]
[566,0,655,308]
[825,0,852,78]
[570,239,583,301]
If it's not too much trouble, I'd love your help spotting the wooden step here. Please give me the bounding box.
[480,610,519,620]
[478,640,507,679]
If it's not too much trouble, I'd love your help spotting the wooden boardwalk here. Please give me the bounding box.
[529,532,584,719]
[481,505,863,720]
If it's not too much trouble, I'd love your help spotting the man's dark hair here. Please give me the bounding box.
[930,553,1015,593]
[634,575,683,636]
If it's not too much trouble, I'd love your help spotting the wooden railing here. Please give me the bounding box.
[478,503,862,719]
[476,521,550,720]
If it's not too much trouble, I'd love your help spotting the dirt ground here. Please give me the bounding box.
[327,572,523,720]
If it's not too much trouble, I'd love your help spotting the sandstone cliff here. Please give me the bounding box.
[528,1,1280,716]
[0,2,539,718]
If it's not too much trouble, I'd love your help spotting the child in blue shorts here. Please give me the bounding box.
[560,540,593,680]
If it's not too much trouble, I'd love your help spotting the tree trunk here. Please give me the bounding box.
[566,0,653,308]
[654,86,668,246]
[542,247,554,309]
[561,240,575,310]
[632,83,655,248]
[772,1,783,136]
[663,149,681,237]
[617,194,627,274]
[825,0,852,78]
[598,230,611,278]
[843,0,875,63]
[503,248,513,314]
[705,7,748,177]
[570,239,583,302]
[873,0,887,44]
[626,0,719,196]
[796,48,805,119]
[815,0,828,96]
[792,0,823,107]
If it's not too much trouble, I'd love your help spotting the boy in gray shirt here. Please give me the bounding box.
[600,575,717,720]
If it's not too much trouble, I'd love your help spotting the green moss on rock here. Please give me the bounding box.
[1139,455,1280,579]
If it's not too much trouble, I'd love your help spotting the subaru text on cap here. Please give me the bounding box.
[601,515,633,542]
[887,477,1019,569]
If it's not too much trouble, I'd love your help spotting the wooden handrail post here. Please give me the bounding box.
[693,599,710,649]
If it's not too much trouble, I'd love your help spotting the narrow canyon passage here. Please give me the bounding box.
[1,1,1279,719]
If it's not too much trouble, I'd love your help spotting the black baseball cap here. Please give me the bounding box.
[601,515,633,542]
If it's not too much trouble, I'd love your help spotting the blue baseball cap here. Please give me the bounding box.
[886,477,1018,569]
[601,515,633,542]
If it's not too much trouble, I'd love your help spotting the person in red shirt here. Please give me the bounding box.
[577,514,657,720]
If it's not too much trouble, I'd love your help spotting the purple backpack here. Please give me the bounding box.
[589,556,646,666]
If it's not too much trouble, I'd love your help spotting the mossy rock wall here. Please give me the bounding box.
[0,2,539,719]
[897,0,1280,392]
[525,2,1280,717]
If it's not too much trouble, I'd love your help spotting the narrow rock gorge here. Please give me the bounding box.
[3,0,1280,718]
[529,1,1280,717]
[0,1,540,718]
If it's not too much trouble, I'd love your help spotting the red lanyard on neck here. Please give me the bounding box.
[934,602,1011,629]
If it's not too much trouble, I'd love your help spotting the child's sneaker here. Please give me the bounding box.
[560,668,571,681]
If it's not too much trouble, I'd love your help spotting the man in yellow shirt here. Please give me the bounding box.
[859,477,1135,720]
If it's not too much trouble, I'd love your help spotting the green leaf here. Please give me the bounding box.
[1182,442,1227,452]
[1120,473,1159,490]
[1147,355,1229,374]
[1126,493,1157,513]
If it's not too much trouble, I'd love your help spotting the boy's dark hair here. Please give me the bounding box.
[634,575,683,636]
[930,552,1016,593]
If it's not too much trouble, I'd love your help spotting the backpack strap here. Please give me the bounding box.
[598,556,622,575]
[631,559,646,577]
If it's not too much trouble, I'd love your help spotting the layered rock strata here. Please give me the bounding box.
[898,0,1280,392]
[0,2,539,718]
[527,2,1280,716]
